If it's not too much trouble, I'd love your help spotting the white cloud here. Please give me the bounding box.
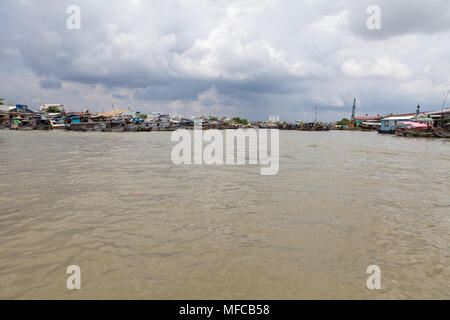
[1,0,450,121]
[342,59,364,77]
[371,58,411,79]
[342,57,411,80]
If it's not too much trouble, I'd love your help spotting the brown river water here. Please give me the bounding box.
[0,130,448,299]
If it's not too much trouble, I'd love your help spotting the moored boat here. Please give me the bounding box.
[101,121,126,132]
[394,121,434,137]
[67,122,103,131]
[10,118,34,131]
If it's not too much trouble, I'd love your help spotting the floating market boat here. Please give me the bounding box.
[101,121,126,132]
[125,123,152,132]
[31,116,52,130]
[394,121,434,137]
[297,122,331,131]
[67,122,103,132]
[10,118,34,131]
[147,120,179,131]
[431,124,450,138]
[50,117,67,130]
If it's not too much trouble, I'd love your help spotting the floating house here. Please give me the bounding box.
[0,108,35,129]
[424,109,450,121]
[0,111,10,128]
[145,116,176,131]
[379,113,416,134]
[98,110,129,118]
[354,116,381,131]
[426,109,450,138]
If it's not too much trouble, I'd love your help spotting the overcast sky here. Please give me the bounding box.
[1,0,450,121]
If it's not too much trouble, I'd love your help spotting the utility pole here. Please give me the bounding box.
[314,106,318,123]
[351,98,356,121]
[442,88,450,112]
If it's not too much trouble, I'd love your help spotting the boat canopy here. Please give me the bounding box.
[398,121,429,128]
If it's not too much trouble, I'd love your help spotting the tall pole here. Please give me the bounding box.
[351,98,356,121]
[315,106,318,123]
[442,88,450,112]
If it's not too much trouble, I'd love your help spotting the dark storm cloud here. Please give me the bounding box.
[134,79,212,101]
[347,0,450,39]
[112,93,130,100]
[39,79,62,89]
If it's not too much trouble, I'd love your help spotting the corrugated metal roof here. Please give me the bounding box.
[425,109,450,115]
[382,115,416,120]
[355,117,381,120]
[98,110,129,117]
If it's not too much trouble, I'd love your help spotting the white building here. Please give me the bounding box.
[267,114,280,123]
[170,115,183,121]
[0,105,15,112]
[40,104,64,112]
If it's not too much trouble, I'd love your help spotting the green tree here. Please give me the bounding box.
[209,116,219,121]
[336,118,350,126]
[45,106,62,113]
[0,98,4,105]
[232,117,249,125]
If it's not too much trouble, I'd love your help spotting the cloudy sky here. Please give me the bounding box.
[1,0,450,121]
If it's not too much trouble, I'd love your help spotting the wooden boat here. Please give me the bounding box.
[67,122,103,132]
[31,117,52,130]
[10,119,34,131]
[360,122,381,131]
[297,122,331,131]
[50,117,67,130]
[394,121,434,137]
[15,126,34,131]
[431,125,450,138]
[101,122,126,132]
[125,124,152,132]
[148,123,179,131]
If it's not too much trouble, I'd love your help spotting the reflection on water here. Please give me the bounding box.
[0,130,449,299]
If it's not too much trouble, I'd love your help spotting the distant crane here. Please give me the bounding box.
[351,98,357,121]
